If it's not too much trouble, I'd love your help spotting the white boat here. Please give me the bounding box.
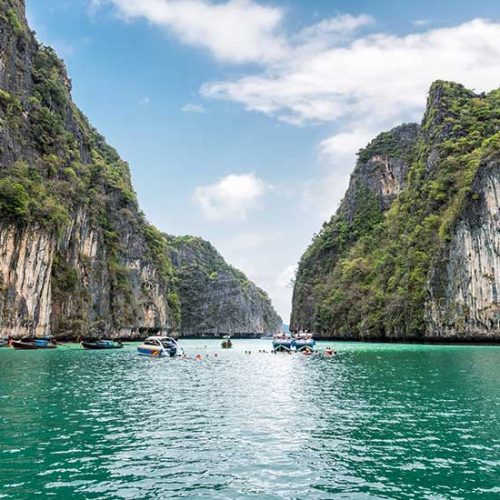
[272,333,293,351]
[137,336,181,358]
[293,332,316,351]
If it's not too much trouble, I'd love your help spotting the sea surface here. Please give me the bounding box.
[0,340,498,499]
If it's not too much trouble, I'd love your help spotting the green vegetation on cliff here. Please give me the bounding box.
[168,236,281,335]
[0,0,280,338]
[292,82,500,339]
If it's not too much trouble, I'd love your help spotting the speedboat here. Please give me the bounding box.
[272,333,293,352]
[11,338,56,350]
[221,335,233,349]
[293,332,316,351]
[137,336,181,358]
[81,339,123,350]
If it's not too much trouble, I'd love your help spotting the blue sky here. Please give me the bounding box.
[26,0,500,322]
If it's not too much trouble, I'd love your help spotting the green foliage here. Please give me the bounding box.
[3,8,24,36]
[167,292,181,325]
[0,178,29,218]
[143,225,175,281]
[32,46,69,111]
[0,162,70,229]
[0,88,22,116]
[51,255,79,298]
[295,82,500,338]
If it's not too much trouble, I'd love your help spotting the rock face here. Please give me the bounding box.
[0,0,281,339]
[291,81,500,341]
[169,236,282,336]
[426,158,500,340]
[291,123,419,333]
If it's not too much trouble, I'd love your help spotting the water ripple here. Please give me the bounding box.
[0,340,498,499]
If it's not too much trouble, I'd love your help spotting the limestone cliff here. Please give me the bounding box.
[169,236,281,336]
[0,0,281,339]
[291,124,419,332]
[292,81,500,341]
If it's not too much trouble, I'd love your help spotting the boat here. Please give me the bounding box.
[11,338,56,350]
[272,333,293,352]
[293,332,316,351]
[137,336,181,358]
[221,335,233,349]
[0,338,9,347]
[81,339,123,350]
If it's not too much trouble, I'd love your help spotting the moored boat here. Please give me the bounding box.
[293,332,316,351]
[0,338,9,347]
[81,339,123,350]
[137,336,181,358]
[11,338,56,350]
[221,335,233,349]
[272,333,293,352]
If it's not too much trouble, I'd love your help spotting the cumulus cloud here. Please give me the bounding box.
[204,19,500,160]
[193,173,269,221]
[200,18,500,220]
[93,0,286,63]
[182,103,204,113]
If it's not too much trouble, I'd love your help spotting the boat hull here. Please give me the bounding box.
[137,346,176,357]
[293,340,316,350]
[272,341,293,351]
[11,340,56,350]
[81,341,123,350]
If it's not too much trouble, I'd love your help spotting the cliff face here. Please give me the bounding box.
[426,155,500,340]
[0,0,280,339]
[291,124,419,332]
[292,81,500,341]
[169,236,282,336]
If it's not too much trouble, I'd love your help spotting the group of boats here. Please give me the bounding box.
[0,337,124,350]
[0,332,326,356]
[0,335,181,356]
[272,332,316,352]
[216,331,318,353]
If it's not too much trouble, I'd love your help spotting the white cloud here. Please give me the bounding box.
[193,173,270,221]
[319,129,376,160]
[202,18,500,218]
[93,0,286,63]
[294,14,374,48]
[203,19,500,126]
[138,96,150,105]
[182,103,204,113]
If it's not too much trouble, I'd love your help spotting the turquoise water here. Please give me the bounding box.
[0,340,499,499]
